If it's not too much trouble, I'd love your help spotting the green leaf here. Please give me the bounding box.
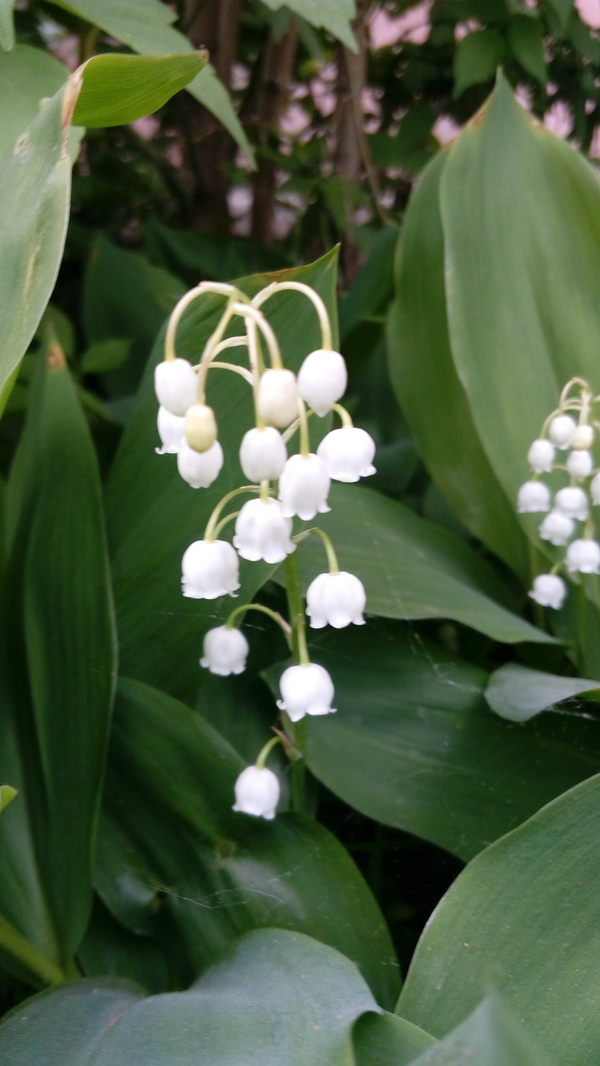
[407,995,549,1066]
[49,0,255,162]
[453,29,506,97]
[0,784,16,813]
[388,151,529,579]
[0,46,71,167]
[545,0,574,31]
[97,676,400,1008]
[0,930,379,1064]
[294,484,553,645]
[352,1011,437,1065]
[72,51,206,127]
[398,774,600,1066]
[0,0,14,50]
[260,0,358,51]
[105,251,339,695]
[507,16,547,84]
[485,662,600,721]
[275,625,600,859]
[81,338,132,375]
[0,341,116,968]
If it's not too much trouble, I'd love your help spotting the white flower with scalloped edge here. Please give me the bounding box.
[566,449,593,479]
[177,440,224,488]
[276,662,336,722]
[527,439,554,473]
[565,538,600,574]
[239,427,287,482]
[232,766,280,820]
[297,348,347,416]
[181,540,240,599]
[317,427,376,483]
[554,486,589,522]
[156,406,185,454]
[234,498,295,564]
[517,481,551,513]
[529,574,567,609]
[154,358,198,417]
[200,625,249,676]
[278,453,330,520]
[548,414,577,450]
[306,571,366,629]
[538,510,574,547]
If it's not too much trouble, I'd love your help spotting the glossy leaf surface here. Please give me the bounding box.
[407,996,549,1066]
[260,0,357,50]
[73,52,206,127]
[398,774,600,1066]
[485,663,599,721]
[352,1011,436,1065]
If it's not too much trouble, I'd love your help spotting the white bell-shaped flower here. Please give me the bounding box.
[306,571,366,629]
[529,574,567,609]
[177,440,224,488]
[517,481,551,513]
[278,453,330,520]
[200,625,249,676]
[527,439,554,473]
[154,358,198,417]
[549,414,577,449]
[256,369,299,428]
[232,766,280,820]
[234,498,295,564]
[239,427,287,482]
[566,538,600,574]
[181,539,240,599]
[297,349,348,416]
[317,427,376,483]
[571,425,594,450]
[276,662,336,722]
[538,510,574,546]
[566,449,593,479]
[591,472,600,504]
[156,406,185,454]
[554,486,589,521]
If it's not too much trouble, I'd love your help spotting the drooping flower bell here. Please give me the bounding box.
[200,625,249,676]
[276,662,336,721]
[306,571,366,629]
[527,439,554,473]
[566,449,593,479]
[516,481,551,514]
[239,426,287,482]
[154,358,198,417]
[278,453,331,520]
[565,538,600,574]
[538,511,574,547]
[529,573,567,609]
[181,540,240,599]
[177,440,224,488]
[232,766,280,820]
[554,486,589,522]
[256,368,299,428]
[317,427,377,483]
[156,406,185,454]
[297,349,347,416]
[233,498,296,564]
[548,414,577,449]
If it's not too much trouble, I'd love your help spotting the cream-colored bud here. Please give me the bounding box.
[571,425,594,450]
[185,404,217,452]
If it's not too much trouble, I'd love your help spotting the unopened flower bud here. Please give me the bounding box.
[154,358,197,416]
[297,349,347,416]
[571,425,594,450]
[239,427,287,481]
[185,404,218,453]
[517,481,550,513]
[233,766,280,820]
[529,574,567,609]
[527,439,554,473]
[257,369,299,427]
[549,415,577,449]
[566,449,593,479]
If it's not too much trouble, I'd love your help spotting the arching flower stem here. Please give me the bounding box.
[164,281,239,362]
[255,734,282,770]
[292,527,340,574]
[204,485,259,542]
[225,603,293,649]
[252,280,333,352]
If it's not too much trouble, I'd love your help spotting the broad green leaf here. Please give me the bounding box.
[546,0,574,30]
[0,784,16,813]
[277,625,600,859]
[144,219,289,282]
[453,29,505,97]
[72,52,206,127]
[507,16,547,84]
[96,677,399,1008]
[398,774,600,1066]
[81,338,132,375]
[388,151,529,579]
[352,1011,437,1065]
[260,0,358,51]
[0,46,72,167]
[105,251,339,695]
[485,662,599,721]
[0,0,14,50]
[294,484,553,645]
[0,344,116,969]
[408,996,549,1066]
[49,0,254,161]
[440,75,600,533]
[0,930,379,1064]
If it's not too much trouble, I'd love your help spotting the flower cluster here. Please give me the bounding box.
[154,279,375,820]
[517,378,600,609]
